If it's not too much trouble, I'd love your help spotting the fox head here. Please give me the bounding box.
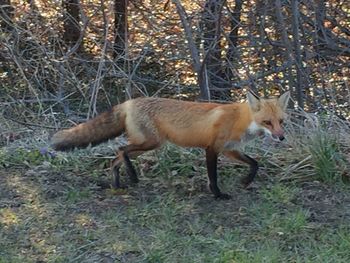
[247,91,290,141]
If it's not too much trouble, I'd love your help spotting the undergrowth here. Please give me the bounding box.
[1,110,350,262]
[308,131,341,183]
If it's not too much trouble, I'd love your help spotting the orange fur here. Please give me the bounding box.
[51,92,290,198]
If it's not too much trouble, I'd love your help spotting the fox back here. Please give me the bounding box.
[51,92,291,199]
[52,92,290,152]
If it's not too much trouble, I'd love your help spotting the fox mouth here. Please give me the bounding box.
[257,130,265,136]
[271,134,285,141]
[260,128,285,141]
[259,126,285,141]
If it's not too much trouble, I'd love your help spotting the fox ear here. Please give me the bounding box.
[278,91,290,110]
[247,91,260,111]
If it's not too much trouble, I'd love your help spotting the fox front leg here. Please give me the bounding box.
[223,150,259,187]
[205,148,231,199]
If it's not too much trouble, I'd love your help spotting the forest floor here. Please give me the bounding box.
[1,113,350,262]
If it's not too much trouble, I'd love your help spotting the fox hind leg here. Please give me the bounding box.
[111,151,141,188]
[121,149,138,184]
[112,141,160,188]
[111,156,124,188]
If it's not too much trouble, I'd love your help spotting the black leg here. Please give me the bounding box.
[240,154,259,187]
[206,148,231,199]
[118,142,159,186]
[112,167,121,188]
[110,151,138,188]
[111,157,123,188]
[222,150,259,187]
[122,151,139,184]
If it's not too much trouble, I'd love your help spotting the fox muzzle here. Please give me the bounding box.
[272,130,285,141]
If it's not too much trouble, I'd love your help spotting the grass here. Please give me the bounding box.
[1,111,350,262]
[308,131,341,183]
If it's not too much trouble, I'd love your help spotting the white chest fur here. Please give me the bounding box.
[247,121,260,134]
[248,121,272,136]
[223,121,270,151]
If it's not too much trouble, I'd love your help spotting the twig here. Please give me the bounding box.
[2,114,60,130]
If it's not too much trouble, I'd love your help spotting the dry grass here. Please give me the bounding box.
[1,110,350,262]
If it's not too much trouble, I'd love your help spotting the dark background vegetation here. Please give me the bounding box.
[0,0,349,120]
[1,1,350,262]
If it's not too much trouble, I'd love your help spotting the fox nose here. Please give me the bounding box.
[273,130,285,141]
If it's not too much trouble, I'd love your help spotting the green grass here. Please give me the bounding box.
[1,113,350,262]
[308,131,342,183]
[261,183,298,204]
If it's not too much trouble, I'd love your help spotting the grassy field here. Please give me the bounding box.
[1,113,350,262]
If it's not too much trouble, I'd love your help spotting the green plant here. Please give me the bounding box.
[308,131,341,183]
[261,184,298,204]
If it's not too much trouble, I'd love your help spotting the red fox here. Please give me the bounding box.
[51,91,290,199]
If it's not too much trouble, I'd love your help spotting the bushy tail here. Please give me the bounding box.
[51,106,125,151]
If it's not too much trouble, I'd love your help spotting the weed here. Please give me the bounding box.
[65,188,92,203]
[261,183,298,204]
[308,131,341,183]
[1,110,350,262]
[145,249,167,263]
[152,144,203,179]
[275,209,309,234]
[0,147,69,170]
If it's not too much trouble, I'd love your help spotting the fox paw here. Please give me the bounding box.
[241,181,258,190]
[128,177,139,185]
[241,177,253,188]
[215,193,232,200]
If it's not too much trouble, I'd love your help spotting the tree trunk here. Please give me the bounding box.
[274,0,296,105]
[225,0,243,85]
[227,0,243,67]
[0,0,14,32]
[173,0,210,100]
[63,0,82,51]
[113,0,128,60]
[291,0,304,108]
[202,0,228,99]
[315,0,327,55]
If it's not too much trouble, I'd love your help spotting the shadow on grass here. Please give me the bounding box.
[1,146,350,262]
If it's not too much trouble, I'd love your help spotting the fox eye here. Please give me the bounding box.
[263,120,272,126]
[279,119,284,125]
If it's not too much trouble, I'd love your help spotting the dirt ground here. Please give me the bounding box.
[1,154,350,262]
